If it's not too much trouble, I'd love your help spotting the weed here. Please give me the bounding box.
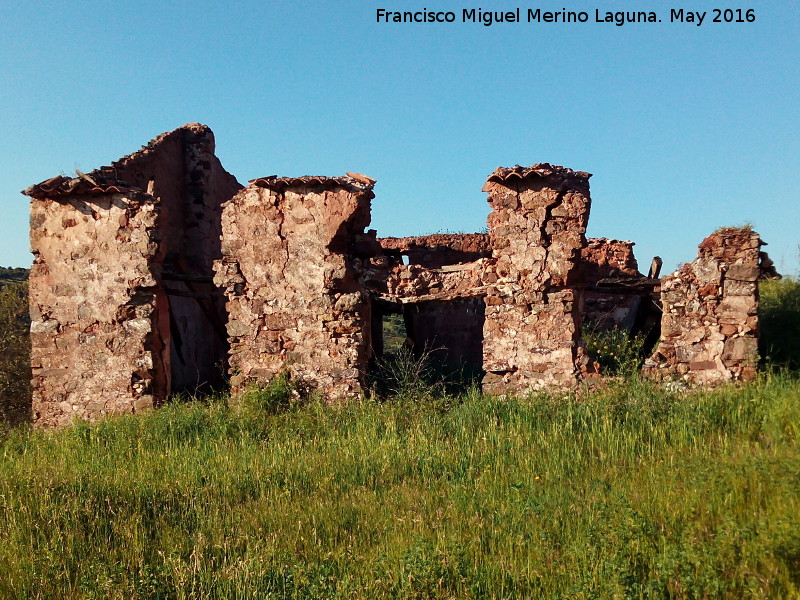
[371,346,447,401]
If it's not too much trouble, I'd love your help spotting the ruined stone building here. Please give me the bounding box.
[24,124,775,426]
[25,125,241,425]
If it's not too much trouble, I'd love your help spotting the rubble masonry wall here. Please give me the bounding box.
[481,165,591,393]
[104,123,242,391]
[23,122,771,427]
[379,234,492,268]
[214,176,375,399]
[645,227,761,384]
[28,192,167,426]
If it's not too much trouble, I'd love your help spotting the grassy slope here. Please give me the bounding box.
[1,375,798,599]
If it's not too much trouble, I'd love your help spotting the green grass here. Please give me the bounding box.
[1,374,799,599]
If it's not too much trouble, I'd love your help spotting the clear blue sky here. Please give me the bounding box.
[2,1,798,274]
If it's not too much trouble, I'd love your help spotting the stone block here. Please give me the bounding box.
[726,263,760,282]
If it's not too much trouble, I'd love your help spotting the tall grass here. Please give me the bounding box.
[1,374,798,599]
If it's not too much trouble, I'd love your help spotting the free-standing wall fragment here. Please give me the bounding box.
[481,164,592,393]
[214,175,376,399]
[645,227,761,384]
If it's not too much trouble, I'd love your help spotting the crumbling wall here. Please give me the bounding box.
[377,259,490,372]
[579,238,640,284]
[214,175,375,399]
[384,261,488,299]
[379,234,491,268]
[99,124,241,267]
[24,123,241,427]
[481,164,591,393]
[25,121,776,428]
[26,191,167,426]
[101,123,242,391]
[576,238,658,332]
[645,227,761,385]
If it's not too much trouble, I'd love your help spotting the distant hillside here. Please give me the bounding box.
[0,267,28,286]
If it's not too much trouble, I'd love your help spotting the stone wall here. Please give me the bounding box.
[577,238,660,334]
[384,261,488,300]
[645,227,761,385]
[23,123,776,427]
[102,123,242,392]
[481,164,591,393]
[376,260,490,373]
[24,124,242,426]
[379,234,491,268]
[578,238,640,284]
[214,175,376,399]
[26,191,167,426]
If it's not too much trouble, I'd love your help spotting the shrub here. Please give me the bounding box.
[371,346,448,401]
[583,326,646,376]
[238,372,299,415]
[759,276,800,370]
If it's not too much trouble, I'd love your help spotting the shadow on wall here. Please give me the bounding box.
[19,124,780,428]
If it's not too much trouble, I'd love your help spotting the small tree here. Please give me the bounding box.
[0,282,31,425]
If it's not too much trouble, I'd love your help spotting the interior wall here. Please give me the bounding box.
[404,298,485,373]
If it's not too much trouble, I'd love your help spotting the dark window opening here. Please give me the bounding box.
[579,288,662,375]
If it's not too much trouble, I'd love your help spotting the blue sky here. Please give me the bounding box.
[1,1,798,274]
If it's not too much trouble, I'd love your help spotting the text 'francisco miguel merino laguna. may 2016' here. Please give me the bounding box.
[375,8,756,27]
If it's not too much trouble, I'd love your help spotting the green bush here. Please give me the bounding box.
[381,312,407,354]
[760,276,800,370]
[0,281,31,425]
[583,326,646,376]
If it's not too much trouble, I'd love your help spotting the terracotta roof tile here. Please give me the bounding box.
[23,173,139,199]
[248,173,376,192]
[486,163,591,184]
